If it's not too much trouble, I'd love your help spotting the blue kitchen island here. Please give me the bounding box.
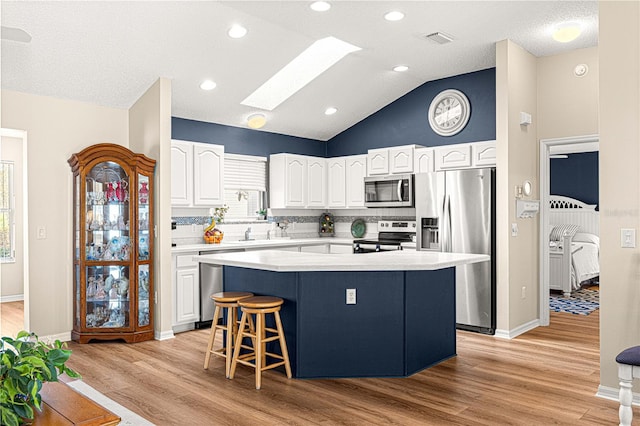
[194,249,488,379]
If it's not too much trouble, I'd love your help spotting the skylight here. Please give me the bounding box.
[241,36,361,111]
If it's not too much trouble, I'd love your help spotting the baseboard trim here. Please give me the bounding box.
[494,319,540,340]
[597,384,640,405]
[39,331,73,343]
[0,294,24,303]
[172,323,195,334]
[155,329,175,340]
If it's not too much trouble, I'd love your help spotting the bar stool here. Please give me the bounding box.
[204,291,254,378]
[229,296,292,389]
[617,345,640,426]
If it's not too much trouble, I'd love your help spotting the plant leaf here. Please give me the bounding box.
[1,407,20,426]
[47,348,71,365]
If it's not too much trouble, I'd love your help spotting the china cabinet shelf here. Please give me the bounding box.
[69,143,156,343]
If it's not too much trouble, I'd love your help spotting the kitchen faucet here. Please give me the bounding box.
[244,226,253,241]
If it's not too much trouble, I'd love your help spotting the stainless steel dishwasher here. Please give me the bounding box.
[196,249,244,329]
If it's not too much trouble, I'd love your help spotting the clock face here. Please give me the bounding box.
[428,89,470,136]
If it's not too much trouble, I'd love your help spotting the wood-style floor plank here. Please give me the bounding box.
[1,302,622,425]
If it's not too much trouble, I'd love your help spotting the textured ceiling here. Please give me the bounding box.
[1,1,598,141]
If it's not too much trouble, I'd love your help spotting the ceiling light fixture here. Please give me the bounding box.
[552,22,581,43]
[310,1,331,12]
[241,36,361,111]
[393,65,409,72]
[425,32,454,44]
[384,11,405,21]
[200,80,217,91]
[228,24,247,39]
[247,113,266,129]
[325,107,337,115]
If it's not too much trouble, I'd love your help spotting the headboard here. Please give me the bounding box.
[549,195,599,236]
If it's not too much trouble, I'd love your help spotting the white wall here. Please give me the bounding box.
[0,136,24,299]
[599,1,640,389]
[0,90,129,337]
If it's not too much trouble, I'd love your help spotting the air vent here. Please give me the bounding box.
[425,32,454,44]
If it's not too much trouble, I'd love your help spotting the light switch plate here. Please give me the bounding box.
[621,228,636,248]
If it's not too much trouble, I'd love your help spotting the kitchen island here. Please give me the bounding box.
[194,249,489,379]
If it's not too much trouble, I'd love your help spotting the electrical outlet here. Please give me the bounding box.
[521,286,526,299]
[346,288,356,305]
[511,223,518,237]
[621,228,636,248]
[37,226,47,240]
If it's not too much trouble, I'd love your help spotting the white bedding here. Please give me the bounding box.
[570,240,599,289]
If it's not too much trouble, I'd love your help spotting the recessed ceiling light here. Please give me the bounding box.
[552,22,581,43]
[384,11,404,21]
[200,80,217,91]
[393,65,409,72]
[247,113,266,129]
[228,24,247,39]
[310,1,331,12]
[325,107,338,115]
[241,36,361,111]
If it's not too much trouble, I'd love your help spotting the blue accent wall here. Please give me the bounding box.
[172,117,326,157]
[326,68,496,157]
[550,152,599,209]
[171,68,496,158]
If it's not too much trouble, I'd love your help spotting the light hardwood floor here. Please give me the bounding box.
[1,302,620,425]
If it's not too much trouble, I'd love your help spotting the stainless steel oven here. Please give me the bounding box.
[353,220,416,253]
[364,174,414,208]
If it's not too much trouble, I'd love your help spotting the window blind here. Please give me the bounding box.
[224,153,267,191]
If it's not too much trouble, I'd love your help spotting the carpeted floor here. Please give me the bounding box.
[549,287,599,315]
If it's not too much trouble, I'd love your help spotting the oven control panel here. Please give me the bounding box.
[377,220,417,232]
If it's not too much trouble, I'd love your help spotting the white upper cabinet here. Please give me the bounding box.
[435,144,472,170]
[389,146,415,174]
[171,140,224,207]
[171,141,193,206]
[193,143,224,206]
[307,157,327,207]
[270,154,307,208]
[345,155,367,208]
[471,140,497,167]
[327,158,346,208]
[367,148,389,175]
[413,147,435,173]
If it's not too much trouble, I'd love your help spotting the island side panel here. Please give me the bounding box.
[405,268,456,376]
[223,266,299,375]
[297,271,405,378]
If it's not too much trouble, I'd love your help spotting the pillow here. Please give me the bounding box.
[549,224,580,242]
[573,232,599,247]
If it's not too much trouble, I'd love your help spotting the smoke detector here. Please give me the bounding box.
[425,32,454,44]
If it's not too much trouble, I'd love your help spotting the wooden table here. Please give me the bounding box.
[32,381,120,425]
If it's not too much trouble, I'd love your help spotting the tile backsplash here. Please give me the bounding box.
[172,208,415,245]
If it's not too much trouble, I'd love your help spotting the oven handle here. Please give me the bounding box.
[397,180,403,201]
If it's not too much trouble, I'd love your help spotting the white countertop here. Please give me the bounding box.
[193,249,489,272]
[172,237,354,254]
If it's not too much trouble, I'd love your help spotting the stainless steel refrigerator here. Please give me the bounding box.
[415,169,496,335]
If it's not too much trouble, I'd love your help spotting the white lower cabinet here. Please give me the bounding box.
[172,253,200,331]
[300,244,329,254]
[329,244,353,254]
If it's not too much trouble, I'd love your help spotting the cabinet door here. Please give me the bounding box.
[472,140,497,167]
[346,155,367,207]
[367,148,389,175]
[327,158,346,208]
[171,141,193,206]
[285,156,307,207]
[307,157,326,207]
[414,148,435,173]
[435,144,472,170]
[193,143,224,206]
[389,146,414,174]
[175,267,200,324]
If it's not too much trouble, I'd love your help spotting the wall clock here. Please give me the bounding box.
[428,89,471,136]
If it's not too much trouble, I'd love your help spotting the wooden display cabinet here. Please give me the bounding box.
[68,144,155,343]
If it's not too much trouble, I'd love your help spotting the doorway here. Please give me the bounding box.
[0,128,29,336]
[539,134,599,325]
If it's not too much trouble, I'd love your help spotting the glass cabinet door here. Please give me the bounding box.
[85,265,130,328]
[138,173,150,261]
[86,161,130,261]
[138,264,150,327]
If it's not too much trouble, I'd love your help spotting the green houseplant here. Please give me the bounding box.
[0,331,80,426]
[256,209,267,220]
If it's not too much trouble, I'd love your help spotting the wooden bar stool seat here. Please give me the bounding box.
[204,291,254,378]
[229,296,292,389]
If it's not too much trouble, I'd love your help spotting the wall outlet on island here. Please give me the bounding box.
[346,288,356,305]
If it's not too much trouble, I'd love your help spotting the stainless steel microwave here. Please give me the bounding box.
[364,174,414,208]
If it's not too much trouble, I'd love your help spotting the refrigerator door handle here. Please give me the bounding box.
[397,180,403,201]
[444,195,452,252]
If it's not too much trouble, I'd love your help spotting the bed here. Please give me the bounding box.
[548,195,600,297]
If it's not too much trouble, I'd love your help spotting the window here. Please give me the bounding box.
[223,154,267,220]
[0,161,15,262]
